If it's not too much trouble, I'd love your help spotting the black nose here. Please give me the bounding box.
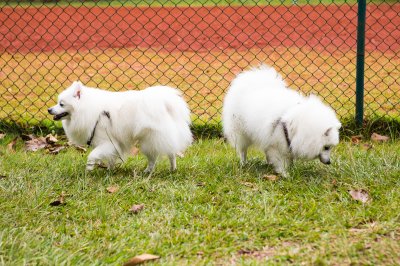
[326,160,331,165]
[48,108,52,114]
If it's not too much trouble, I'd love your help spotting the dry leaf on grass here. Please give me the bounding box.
[361,143,373,151]
[241,182,255,187]
[351,135,363,144]
[196,182,206,187]
[73,145,87,153]
[50,192,66,206]
[7,137,18,152]
[0,133,5,139]
[176,152,184,158]
[263,174,279,181]
[48,145,66,155]
[123,254,160,266]
[349,189,370,203]
[106,185,119,193]
[131,147,140,156]
[45,134,58,144]
[25,136,48,152]
[129,204,144,214]
[371,133,390,142]
[21,134,34,141]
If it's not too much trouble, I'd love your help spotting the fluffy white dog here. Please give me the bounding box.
[222,65,341,176]
[48,81,193,172]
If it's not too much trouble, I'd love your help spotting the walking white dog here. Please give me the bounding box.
[48,81,192,172]
[222,65,341,176]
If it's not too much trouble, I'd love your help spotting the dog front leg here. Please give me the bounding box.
[143,153,158,173]
[86,143,117,171]
[266,149,291,177]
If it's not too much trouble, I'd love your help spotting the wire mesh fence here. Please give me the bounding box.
[0,0,399,129]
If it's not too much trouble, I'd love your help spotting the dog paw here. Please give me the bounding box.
[86,163,95,171]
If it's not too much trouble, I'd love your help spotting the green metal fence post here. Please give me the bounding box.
[355,0,367,126]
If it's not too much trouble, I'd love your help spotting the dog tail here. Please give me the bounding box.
[230,64,287,93]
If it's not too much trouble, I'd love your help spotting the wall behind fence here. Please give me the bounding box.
[0,0,399,128]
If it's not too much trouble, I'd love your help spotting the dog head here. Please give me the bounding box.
[48,81,83,121]
[284,96,341,164]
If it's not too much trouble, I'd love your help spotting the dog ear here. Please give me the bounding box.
[72,81,82,99]
[324,127,332,136]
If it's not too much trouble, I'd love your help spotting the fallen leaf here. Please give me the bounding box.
[131,147,140,156]
[123,254,160,266]
[106,185,119,193]
[196,182,206,187]
[129,204,144,214]
[50,192,66,206]
[241,182,255,188]
[45,134,58,144]
[371,133,389,142]
[73,145,87,153]
[361,143,373,151]
[48,145,66,155]
[21,134,34,141]
[176,152,184,158]
[7,137,18,152]
[263,174,279,181]
[351,135,363,144]
[0,133,5,139]
[25,136,47,152]
[349,189,370,203]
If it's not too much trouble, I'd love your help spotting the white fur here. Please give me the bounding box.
[48,81,193,172]
[222,65,341,176]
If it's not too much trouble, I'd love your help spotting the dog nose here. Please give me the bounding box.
[48,108,52,114]
[326,160,331,165]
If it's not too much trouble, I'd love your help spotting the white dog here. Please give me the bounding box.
[222,65,341,176]
[48,81,193,172]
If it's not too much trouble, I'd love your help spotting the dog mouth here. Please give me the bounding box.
[53,112,69,121]
[319,154,331,165]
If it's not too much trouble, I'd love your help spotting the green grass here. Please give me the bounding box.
[1,135,400,265]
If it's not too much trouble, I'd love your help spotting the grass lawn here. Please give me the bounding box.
[1,134,399,265]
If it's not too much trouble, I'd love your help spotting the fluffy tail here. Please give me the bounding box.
[148,86,193,151]
[229,64,287,93]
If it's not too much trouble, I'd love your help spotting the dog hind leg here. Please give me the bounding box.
[168,154,176,172]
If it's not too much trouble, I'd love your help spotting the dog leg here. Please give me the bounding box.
[86,143,117,171]
[168,154,177,172]
[143,153,158,173]
[238,147,247,165]
[235,134,250,165]
[266,149,290,177]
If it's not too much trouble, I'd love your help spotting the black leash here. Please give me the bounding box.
[87,117,100,146]
[281,121,292,152]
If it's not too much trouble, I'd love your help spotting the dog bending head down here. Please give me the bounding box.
[222,65,341,177]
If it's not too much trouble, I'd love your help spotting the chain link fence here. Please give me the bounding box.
[0,0,399,129]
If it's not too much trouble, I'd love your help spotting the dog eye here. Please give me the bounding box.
[323,146,330,151]
[59,102,64,107]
